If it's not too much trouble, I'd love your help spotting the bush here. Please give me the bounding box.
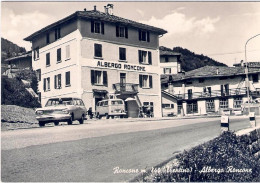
[1,77,41,108]
[150,132,260,182]
[15,69,38,92]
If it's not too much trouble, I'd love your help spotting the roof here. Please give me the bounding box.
[5,52,32,62]
[160,50,181,56]
[24,10,167,41]
[161,66,260,84]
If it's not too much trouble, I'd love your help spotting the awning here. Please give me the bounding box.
[93,89,108,97]
[92,89,108,94]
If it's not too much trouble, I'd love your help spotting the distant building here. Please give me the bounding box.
[2,51,32,78]
[24,5,167,117]
[161,64,260,116]
[159,50,181,74]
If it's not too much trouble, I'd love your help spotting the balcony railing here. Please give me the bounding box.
[113,83,139,94]
[175,87,249,100]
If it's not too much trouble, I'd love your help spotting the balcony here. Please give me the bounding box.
[113,83,139,95]
[175,87,250,100]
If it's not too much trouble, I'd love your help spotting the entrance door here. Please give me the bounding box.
[120,73,126,92]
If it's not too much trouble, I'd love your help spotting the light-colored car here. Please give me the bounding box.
[96,99,126,119]
[35,97,87,127]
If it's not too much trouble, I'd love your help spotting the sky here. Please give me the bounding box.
[1,1,260,66]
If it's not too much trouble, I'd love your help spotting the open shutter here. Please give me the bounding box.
[91,20,94,33]
[138,50,142,63]
[149,75,153,88]
[148,51,152,65]
[91,70,95,85]
[116,25,119,37]
[139,30,141,41]
[147,31,150,42]
[125,27,128,38]
[103,71,107,86]
[43,78,46,91]
[54,75,57,89]
[139,75,143,88]
[101,22,104,34]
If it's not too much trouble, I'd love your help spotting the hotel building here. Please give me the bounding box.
[24,6,167,117]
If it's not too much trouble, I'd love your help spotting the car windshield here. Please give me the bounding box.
[45,98,73,107]
[111,100,123,105]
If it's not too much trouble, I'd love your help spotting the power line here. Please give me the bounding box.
[208,49,260,56]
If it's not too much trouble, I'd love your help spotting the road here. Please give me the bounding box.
[1,116,252,182]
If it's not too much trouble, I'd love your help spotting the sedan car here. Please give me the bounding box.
[35,97,87,127]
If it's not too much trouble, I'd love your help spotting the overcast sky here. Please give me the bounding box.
[2,2,260,66]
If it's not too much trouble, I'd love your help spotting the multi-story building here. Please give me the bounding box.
[159,49,181,75]
[161,64,260,116]
[24,6,167,117]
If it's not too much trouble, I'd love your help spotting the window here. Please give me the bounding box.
[187,101,198,114]
[139,29,150,42]
[162,104,174,108]
[33,47,39,61]
[119,47,126,61]
[138,50,152,64]
[57,48,61,63]
[219,98,229,109]
[165,56,169,62]
[206,99,215,112]
[91,70,107,86]
[94,44,102,58]
[66,45,70,60]
[55,28,61,40]
[46,53,50,66]
[46,33,50,44]
[54,74,62,89]
[164,68,171,74]
[143,102,154,114]
[91,20,104,34]
[188,89,192,99]
[43,77,50,92]
[116,25,128,38]
[36,69,41,81]
[221,84,229,96]
[234,97,242,108]
[139,74,152,88]
[65,71,71,86]
[177,103,182,114]
[252,74,259,83]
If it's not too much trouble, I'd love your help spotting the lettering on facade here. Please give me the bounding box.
[97,61,146,72]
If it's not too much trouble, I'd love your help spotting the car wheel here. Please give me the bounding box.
[67,114,74,125]
[39,121,45,127]
[79,115,84,124]
[54,122,59,126]
[111,116,114,119]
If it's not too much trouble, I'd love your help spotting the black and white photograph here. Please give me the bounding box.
[1,1,260,182]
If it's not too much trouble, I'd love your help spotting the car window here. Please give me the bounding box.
[104,101,108,106]
[100,102,104,106]
[111,100,123,105]
[79,100,84,106]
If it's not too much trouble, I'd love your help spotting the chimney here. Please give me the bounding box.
[84,8,86,11]
[94,5,96,11]
[104,6,108,14]
[216,68,219,75]
[106,4,114,15]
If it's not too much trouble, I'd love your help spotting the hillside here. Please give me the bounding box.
[1,38,26,63]
[160,46,227,72]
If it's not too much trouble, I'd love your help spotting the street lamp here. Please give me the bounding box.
[245,33,260,104]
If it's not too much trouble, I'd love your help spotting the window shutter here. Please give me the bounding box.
[103,71,107,86]
[101,22,104,34]
[163,68,166,74]
[100,44,103,57]
[148,51,152,65]
[125,27,128,38]
[116,25,119,37]
[139,30,141,41]
[138,50,142,63]
[33,50,36,60]
[91,20,94,33]
[91,70,95,85]
[149,75,153,88]
[54,75,57,89]
[58,28,61,39]
[147,31,150,42]
[39,70,41,81]
[43,78,46,91]
[139,75,143,88]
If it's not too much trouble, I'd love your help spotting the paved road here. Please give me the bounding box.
[1,116,252,182]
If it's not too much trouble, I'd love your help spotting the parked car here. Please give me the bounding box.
[96,99,126,119]
[35,97,87,127]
